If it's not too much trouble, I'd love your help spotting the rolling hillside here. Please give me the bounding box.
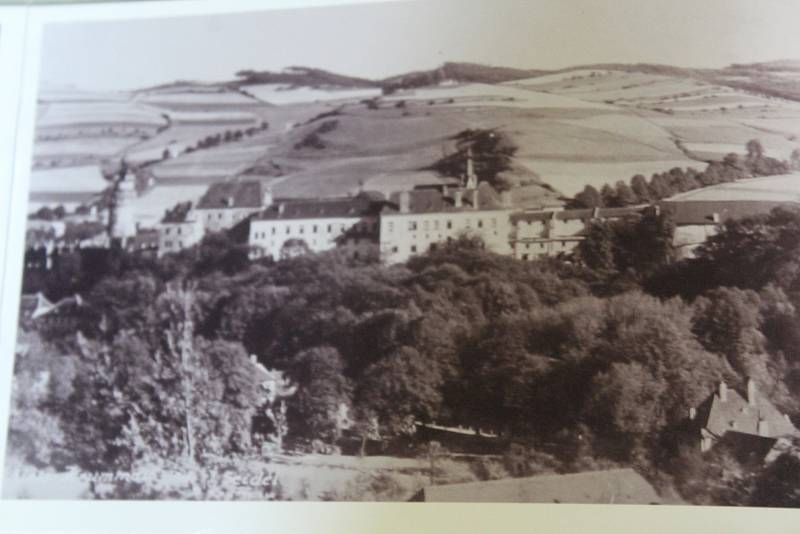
[30,60,800,224]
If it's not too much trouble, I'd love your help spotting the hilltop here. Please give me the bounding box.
[30,59,800,227]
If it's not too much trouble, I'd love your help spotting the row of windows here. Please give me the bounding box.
[163,240,185,248]
[163,226,187,236]
[387,217,498,233]
[388,238,453,255]
[253,221,376,240]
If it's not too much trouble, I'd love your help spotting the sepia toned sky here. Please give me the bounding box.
[40,0,800,91]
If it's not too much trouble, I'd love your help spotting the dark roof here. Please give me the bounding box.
[196,181,264,210]
[381,183,505,215]
[411,468,662,504]
[694,383,798,440]
[659,200,797,226]
[61,221,106,243]
[511,206,643,224]
[161,201,193,223]
[256,192,384,221]
[19,292,54,320]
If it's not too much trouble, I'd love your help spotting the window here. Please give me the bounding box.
[271,227,276,235]
[409,221,417,231]
[178,241,183,247]
[447,220,452,229]
[430,243,438,251]
[522,254,529,260]
[177,227,182,235]
[286,226,290,234]
[410,245,417,253]
[218,213,222,219]
[327,224,333,233]
[477,219,483,228]
[165,228,171,235]
[391,246,399,253]
[433,220,439,230]
[165,240,172,247]
[299,226,304,234]
[313,225,318,233]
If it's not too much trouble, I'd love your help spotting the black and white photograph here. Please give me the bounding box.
[4,0,800,507]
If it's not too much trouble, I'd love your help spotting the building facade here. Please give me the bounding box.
[157,202,204,257]
[510,206,644,261]
[378,184,513,264]
[249,192,382,261]
[195,180,271,233]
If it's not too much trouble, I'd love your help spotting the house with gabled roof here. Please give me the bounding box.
[688,380,799,461]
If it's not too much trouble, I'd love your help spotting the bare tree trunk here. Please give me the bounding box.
[180,287,196,465]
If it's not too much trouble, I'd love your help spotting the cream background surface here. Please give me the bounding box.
[1,1,800,532]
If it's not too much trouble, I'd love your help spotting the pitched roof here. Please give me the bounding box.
[694,383,798,440]
[255,192,384,221]
[511,206,643,224]
[411,468,662,504]
[381,183,506,215]
[196,180,264,210]
[659,200,797,226]
[161,201,193,223]
[19,292,54,320]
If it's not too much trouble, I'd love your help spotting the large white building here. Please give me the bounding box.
[248,192,382,261]
[378,183,514,264]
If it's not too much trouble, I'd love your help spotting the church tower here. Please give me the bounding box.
[464,146,478,190]
[109,169,138,241]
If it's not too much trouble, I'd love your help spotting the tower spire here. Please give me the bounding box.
[465,146,477,189]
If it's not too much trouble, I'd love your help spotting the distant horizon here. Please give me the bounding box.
[39,0,800,92]
[41,56,800,94]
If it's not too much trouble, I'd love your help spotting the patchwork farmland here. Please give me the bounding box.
[29,61,800,226]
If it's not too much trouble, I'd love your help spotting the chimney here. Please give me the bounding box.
[653,204,661,217]
[757,418,770,437]
[263,187,273,208]
[717,382,728,402]
[399,191,411,214]
[591,206,600,219]
[718,381,728,402]
[500,189,512,208]
[688,407,697,420]
[711,212,720,223]
[747,378,757,406]
[442,185,449,197]
[225,195,234,207]
[453,190,463,208]
[470,189,479,210]
[278,203,286,215]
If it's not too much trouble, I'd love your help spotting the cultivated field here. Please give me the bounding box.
[242,84,381,105]
[30,66,800,219]
[665,172,800,202]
